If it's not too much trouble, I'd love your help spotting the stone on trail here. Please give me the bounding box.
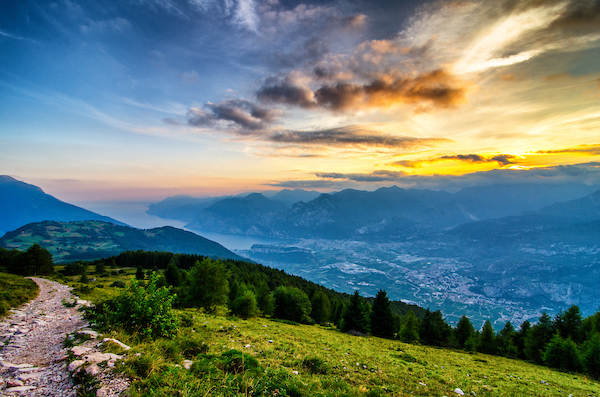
[6,385,37,393]
[6,379,24,387]
[102,337,131,350]
[71,346,92,356]
[86,364,101,376]
[78,330,99,339]
[68,360,85,372]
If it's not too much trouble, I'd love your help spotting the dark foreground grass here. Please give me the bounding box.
[0,272,39,317]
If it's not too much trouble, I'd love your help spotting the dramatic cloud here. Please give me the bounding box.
[280,163,600,190]
[265,127,447,149]
[257,69,467,112]
[187,99,281,131]
[537,144,600,155]
[393,154,517,168]
[315,170,406,182]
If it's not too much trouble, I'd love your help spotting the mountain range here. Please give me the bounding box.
[152,183,600,238]
[148,183,600,325]
[0,175,125,236]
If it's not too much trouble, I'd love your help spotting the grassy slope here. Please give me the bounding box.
[0,220,243,262]
[102,311,600,397]
[67,270,600,397]
[0,272,39,317]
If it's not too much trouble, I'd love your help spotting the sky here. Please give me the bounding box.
[2,0,600,205]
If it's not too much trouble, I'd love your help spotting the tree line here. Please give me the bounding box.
[0,244,54,276]
[87,251,600,379]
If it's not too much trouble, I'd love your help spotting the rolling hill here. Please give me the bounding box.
[0,220,244,263]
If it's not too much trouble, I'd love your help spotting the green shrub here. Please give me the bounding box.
[302,356,329,374]
[217,350,261,374]
[178,335,209,357]
[93,273,178,339]
[109,280,126,288]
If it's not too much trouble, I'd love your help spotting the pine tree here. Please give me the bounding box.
[543,334,583,372]
[478,320,497,355]
[582,333,600,379]
[370,290,396,339]
[136,266,145,280]
[555,305,583,343]
[419,310,451,346]
[525,312,555,364]
[164,258,182,287]
[455,315,475,349]
[342,291,371,334]
[398,310,419,343]
[514,320,531,359]
[310,290,331,325]
[497,321,518,358]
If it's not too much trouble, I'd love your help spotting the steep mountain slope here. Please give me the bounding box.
[0,176,125,236]
[536,188,600,221]
[186,193,287,235]
[270,188,321,206]
[147,195,229,222]
[0,220,244,263]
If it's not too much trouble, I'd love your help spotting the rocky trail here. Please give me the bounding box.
[0,278,129,396]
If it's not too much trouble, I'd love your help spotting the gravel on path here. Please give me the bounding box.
[0,277,129,396]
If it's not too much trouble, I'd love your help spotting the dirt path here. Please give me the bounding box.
[0,277,127,396]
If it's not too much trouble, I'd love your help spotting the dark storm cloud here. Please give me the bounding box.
[257,69,466,112]
[256,77,316,108]
[187,99,280,131]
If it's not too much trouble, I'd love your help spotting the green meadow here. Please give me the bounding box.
[59,268,600,397]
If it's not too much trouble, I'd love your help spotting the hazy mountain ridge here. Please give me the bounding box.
[0,220,244,263]
[0,175,126,236]
[153,183,600,238]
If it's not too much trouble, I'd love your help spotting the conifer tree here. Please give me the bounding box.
[419,309,451,346]
[497,321,518,358]
[370,289,396,339]
[310,290,331,325]
[582,333,600,379]
[342,291,371,334]
[164,258,182,287]
[478,320,497,355]
[455,315,475,349]
[543,334,583,372]
[514,320,531,359]
[525,312,555,364]
[136,265,145,280]
[555,305,583,343]
[398,310,420,343]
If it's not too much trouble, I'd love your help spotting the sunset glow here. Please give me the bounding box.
[1,0,600,203]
